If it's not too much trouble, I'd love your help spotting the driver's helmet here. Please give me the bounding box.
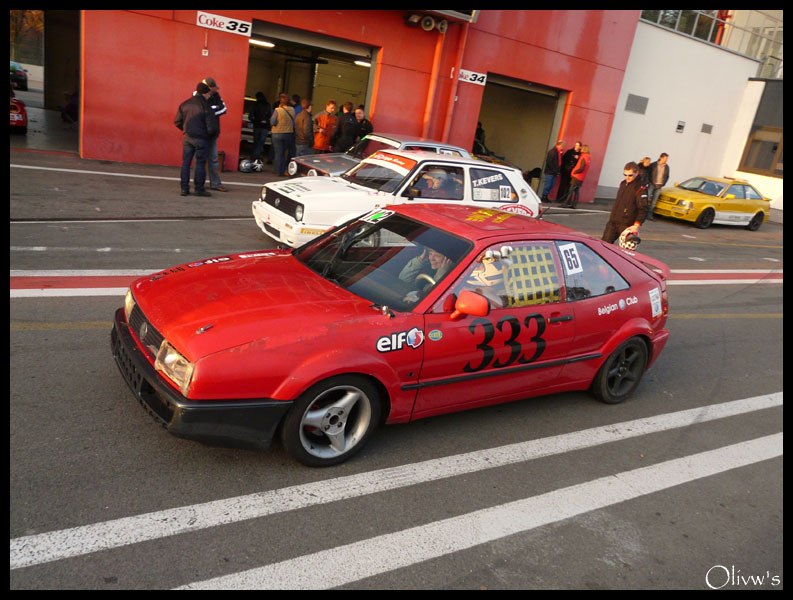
[618,229,641,251]
[239,159,254,173]
[251,159,264,172]
[426,168,448,182]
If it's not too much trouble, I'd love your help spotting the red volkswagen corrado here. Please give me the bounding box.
[112,204,670,466]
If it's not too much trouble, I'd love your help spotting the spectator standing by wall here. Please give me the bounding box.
[270,93,296,176]
[561,144,590,208]
[312,100,337,154]
[646,153,670,221]
[556,140,581,204]
[250,91,273,163]
[295,98,314,157]
[200,77,228,192]
[330,101,355,152]
[174,82,215,196]
[541,140,564,202]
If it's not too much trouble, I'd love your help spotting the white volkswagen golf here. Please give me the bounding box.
[252,150,541,248]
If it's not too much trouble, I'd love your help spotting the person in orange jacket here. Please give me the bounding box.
[312,99,338,154]
[560,144,590,208]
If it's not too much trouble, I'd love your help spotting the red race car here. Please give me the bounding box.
[111,204,670,466]
[10,95,27,135]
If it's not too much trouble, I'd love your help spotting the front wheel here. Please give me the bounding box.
[695,208,715,229]
[591,337,648,404]
[280,375,381,467]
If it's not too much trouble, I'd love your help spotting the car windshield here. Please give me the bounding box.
[346,136,400,160]
[295,210,473,312]
[340,153,417,192]
[678,177,727,197]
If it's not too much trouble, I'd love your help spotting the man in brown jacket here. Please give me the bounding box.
[602,161,649,244]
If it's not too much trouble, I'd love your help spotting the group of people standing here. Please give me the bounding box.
[539,138,671,246]
[541,140,591,209]
[249,94,373,177]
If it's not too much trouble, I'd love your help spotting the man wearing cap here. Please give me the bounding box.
[200,77,228,192]
[174,82,216,196]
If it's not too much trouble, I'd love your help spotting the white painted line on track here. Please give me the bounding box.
[11,288,128,298]
[9,393,782,570]
[176,433,782,589]
[10,164,264,187]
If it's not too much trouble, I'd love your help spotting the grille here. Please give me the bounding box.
[264,188,301,220]
[128,304,165,358]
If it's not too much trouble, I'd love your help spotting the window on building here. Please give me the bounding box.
[739,126,783,178]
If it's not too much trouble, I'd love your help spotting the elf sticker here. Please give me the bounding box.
[376,327,424,353]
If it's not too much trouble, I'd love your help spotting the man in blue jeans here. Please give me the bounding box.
[541,140,564,202]
[174,82,216,196]
[201,77,228,192]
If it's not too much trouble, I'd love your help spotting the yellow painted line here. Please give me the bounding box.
[670,313,782,319]
[10,321,113,331]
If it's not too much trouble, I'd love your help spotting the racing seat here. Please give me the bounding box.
[503,246,561,307]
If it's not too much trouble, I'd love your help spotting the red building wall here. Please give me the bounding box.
[80,10,639,202]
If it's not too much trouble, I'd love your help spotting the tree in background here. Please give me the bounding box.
[10,10,44,64]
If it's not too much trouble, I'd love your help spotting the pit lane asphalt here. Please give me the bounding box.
[10,149,783,590]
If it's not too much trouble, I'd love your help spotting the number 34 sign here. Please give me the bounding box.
[196,11,252,37]
[458,69,487,86]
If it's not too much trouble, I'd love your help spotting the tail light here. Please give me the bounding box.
[661,288,669,316]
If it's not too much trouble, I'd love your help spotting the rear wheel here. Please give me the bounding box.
[280,375,381,467]
[746,212,764,231]
[591,337,648,404]
[695,208,715,229]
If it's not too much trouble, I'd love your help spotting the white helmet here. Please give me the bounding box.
[239,158,254,173]
[252,159,264,172]
[618,229,641,251]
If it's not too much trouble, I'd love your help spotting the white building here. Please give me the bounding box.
[598,10,783,222]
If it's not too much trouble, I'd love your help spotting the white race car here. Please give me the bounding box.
[252,150,541,247]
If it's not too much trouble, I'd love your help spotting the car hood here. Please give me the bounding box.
[130,251,372,360]
[267,176,389,203]
[295,153,360,176]
[662,187,717,202]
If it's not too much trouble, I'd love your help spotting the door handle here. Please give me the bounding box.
[548,313,573,324]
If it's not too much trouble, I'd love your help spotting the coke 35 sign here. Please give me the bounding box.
[196,11,251,37]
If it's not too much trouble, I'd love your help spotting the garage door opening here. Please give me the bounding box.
[240,21,376,164]
[475,75,567,191]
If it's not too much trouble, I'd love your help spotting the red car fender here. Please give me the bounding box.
[597,316,656,367]
[268,345,416,423]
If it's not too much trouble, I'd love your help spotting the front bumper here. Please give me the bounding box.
[251,200,326,247]
[111,308,292,451]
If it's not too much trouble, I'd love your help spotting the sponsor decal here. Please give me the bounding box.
[459,69,487,86]
[376,327,425,353]
[428,329,443,342]
[236,252,278,259]
[649,288,662,318]
[498,204,534,217]
[466,208,514,224]
[196,11,251,37]
[598,295,638,316]
[361,209,394,224]
[367,152,417,171]
[188,257,232,268]
[472,173,505,187]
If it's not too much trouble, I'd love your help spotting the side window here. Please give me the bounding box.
[556,241,629,301]
[440,242,562,311]
[405,165,464,200]
[744,185,763,200]
[726,185,745,199]
[470,168,518,203]
[439,148,464,157]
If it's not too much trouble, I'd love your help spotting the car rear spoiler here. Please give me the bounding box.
[601,243,670,285]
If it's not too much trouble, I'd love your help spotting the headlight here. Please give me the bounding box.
[260,185,267,201]
[295,203,304,222]
[287,161,298,176]
[155,341,194,397]
[124,289,136,321]
[678,200,693,208]
[307,169,318,177]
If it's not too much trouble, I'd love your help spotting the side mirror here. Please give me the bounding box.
[674,182,679,187]
[450,290,490,320]
[404,187,421,199]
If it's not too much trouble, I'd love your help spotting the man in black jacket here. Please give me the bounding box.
[202,77,228,192]
[602,162,649,244]
[541,140,564,202]
[175,82,216,196]
[645,153,670,221]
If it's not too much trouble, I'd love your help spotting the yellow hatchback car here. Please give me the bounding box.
[653,176,771,231]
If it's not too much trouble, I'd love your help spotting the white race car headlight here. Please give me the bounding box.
[287,161,298,176]
[124,288,136,322]
[155,341,195,397]
[294,204,304,222]
[307,168,318,177]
